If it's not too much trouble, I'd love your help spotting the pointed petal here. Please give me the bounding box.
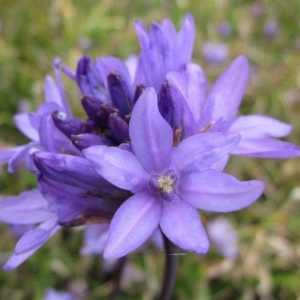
[232,138,300,158]
[0,146,23,167]
[179,170,264,212]
[14,113,39,141]
[230,115,292,139]
[44,75,64,108]
[83,145,148,192]
[134,21,164,89]
[208,55,249,122]
[175,14,195,69]
[104,192,161,260]
[129,88,173,173]
[0,190,54,224]
[14,218,59,254]
[172,132,240,171]
[3,219,60,271]
[7,142,37,173]
[160,199,209,254]
[186,63,208,122]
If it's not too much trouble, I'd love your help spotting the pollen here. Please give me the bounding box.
[157,175,176,194]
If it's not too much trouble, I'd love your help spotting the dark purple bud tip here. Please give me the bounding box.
[108,113,130,143]
[107,72,132,115]
[133,84,146,104]
[76,56,92,90]
[52,111,82,137]
[71,133,112,150]
[81,96,118,129]
[158,81,183,129]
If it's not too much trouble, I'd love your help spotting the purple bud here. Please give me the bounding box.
[107,72,132,115]
[81,96,118,128]
[250,3,265,17]
[132,84,146,104]
[264,21,278,38]
[158,81,183,129]
[207,217,238,258]
[76,56,106,101]
[217,22,232,38]
[52,111,82,137]
[33,152,114,193]
[202,42,228,65]
[71,133,111,150]
[108,113,130,143]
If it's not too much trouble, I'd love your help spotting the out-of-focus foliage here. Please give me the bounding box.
[1,0,300,299]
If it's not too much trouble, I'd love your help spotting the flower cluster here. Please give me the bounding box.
[0,14,299,270]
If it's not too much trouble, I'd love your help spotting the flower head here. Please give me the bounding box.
[84,88,264,259]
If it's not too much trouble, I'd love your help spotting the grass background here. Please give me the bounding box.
[1,0,300,299]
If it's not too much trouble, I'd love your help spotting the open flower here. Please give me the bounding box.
[84,88,264,260]
[170,55,300,159]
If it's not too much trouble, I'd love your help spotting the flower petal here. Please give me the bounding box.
[179,170,264,212]
[0,189,54,224]
[172,132,240,171]
[3,218,60,271]
[83,145,148,192]
[14,113,39,141]
[208,55,249,122]
[104,192,161,260]
[230,115,292,139]
[160,199,209,254]
[129,88,173,173]
[175,14,195,69]
[232,138,300,158]
[0,147,23,167]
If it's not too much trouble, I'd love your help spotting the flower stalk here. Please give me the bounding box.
[158,235,178,300]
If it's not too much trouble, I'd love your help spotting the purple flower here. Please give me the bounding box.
[84,88,264,260]
[264,21,278,38]
[217,22,232,38]
[0,190,61,270]
[134,14,195,90]
[44,288,74,300]
[207,217,238,258]
[175,55,300,159]
[0,59,78,173]
[202,42,228,65]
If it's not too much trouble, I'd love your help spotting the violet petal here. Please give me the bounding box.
[208,55,249,122]
[104,192,161,260]
[129,88,173,173]
[0,189,54,224]
[179,170,264,212]
[160,199,209,254]
[171,132,240,171]
[230,115,292,139]
[83,145,148,192]
[232,138,300,158]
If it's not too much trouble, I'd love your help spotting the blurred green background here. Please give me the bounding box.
[1,0,300,299]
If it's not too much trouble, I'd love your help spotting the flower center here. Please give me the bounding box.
[150,169,177,195]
